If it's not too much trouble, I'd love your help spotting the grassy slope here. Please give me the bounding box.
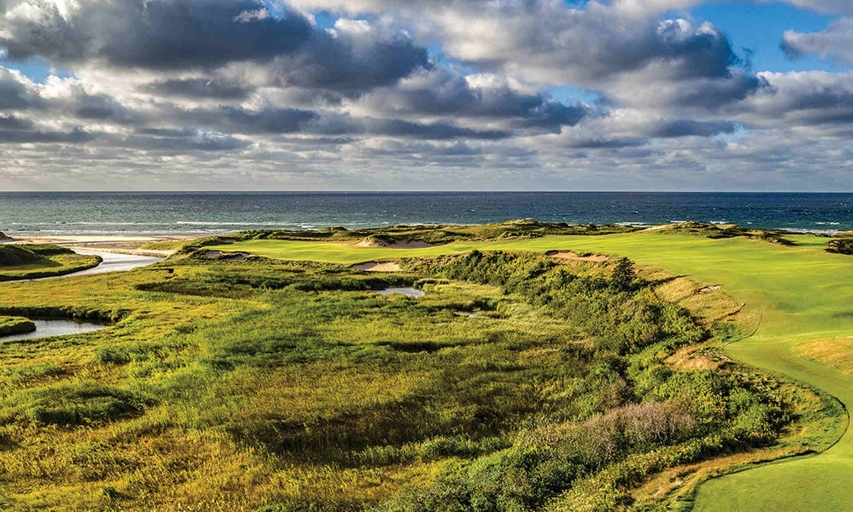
[213,231,853,510]
[0,245,102,281]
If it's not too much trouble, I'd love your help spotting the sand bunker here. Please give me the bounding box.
[204,250,255,261]
[546,251,609,262]
[699,285,723,293]
[352,261,402,272]
[356,237,443,249]
[665,346,730,371]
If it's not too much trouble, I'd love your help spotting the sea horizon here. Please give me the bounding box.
[3,191,853,237]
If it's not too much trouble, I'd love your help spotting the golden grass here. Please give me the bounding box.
[797,337,853,375]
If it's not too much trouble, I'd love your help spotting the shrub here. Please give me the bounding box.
[16,381,153,426]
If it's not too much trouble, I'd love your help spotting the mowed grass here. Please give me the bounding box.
[214,230,853,510]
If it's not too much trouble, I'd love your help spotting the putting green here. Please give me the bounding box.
[211,231,853,510]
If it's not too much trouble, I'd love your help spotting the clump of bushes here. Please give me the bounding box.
[14,380,153,426]
[827,239,853,255]
[374,251,789,511]
[0,245,45,266]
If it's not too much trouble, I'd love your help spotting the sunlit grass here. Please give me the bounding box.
[0,228,845,511]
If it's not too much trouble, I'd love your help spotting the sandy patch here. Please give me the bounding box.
[356,237,443,249]
[352,261,402,272]
[356,237,387,248]
[387,240,442,249]
[699,285,723,293]
[204,250,255,261]
[546,250,609,262]
[9,235,192,256]
[665,346,730,371]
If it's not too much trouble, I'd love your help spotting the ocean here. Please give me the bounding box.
[2,192,853,236]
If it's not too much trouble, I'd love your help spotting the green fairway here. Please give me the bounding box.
[212,230,853,510]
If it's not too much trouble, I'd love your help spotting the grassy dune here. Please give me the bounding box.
[0,245,102,281]
[213,229,853,510]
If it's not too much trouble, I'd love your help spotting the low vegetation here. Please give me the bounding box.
[0,316,36,337]
[205,219,638,247]
[0,227,843,511]
[826,238,853,255]
[0,244,102,281]
[659,222,795,245]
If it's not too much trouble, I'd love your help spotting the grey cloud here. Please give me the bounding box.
[615,71,767,110]
[647,120,738,138]
[564,137,649,149]
[177,106,509,140]
[270,29,429,94]
[0,68,41,110]
[0,0,314,69]
[1,0,429,97]
[0,127,95,144]
[362,69,589,131]
[782,19,853,63]
[146,78,253,99]
[217,107,320,134]
[738,72,853,128]
[313,115,511,140]
[0,114,33,130]
[408,2,745,86]
[125,130,249,151]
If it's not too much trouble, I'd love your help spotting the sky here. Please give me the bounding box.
[0,0,851,191]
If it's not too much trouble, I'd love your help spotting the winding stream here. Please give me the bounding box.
[33,249,163,281]
[0,319,107,342]
[2,249,164,341]
[377,288,425,298]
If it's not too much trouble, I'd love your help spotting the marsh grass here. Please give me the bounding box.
[0,236,840,511]
[0,316,36,337]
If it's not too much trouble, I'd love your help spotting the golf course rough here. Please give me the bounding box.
[211,230,853,511]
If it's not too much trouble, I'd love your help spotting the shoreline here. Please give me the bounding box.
[0,221,842,258]
[1,234,196,257]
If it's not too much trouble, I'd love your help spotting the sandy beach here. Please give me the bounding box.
[0,234,193,257]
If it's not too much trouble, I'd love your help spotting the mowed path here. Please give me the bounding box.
[211,232,853,510]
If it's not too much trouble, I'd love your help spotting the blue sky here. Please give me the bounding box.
[687,1,844,73]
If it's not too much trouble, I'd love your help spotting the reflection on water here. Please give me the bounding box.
[0,320,106,342]
[377,288,425,298]
[32,250,163,281]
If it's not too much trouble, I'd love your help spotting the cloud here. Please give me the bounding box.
[265,19,429,94]
[359,69,589,132]
[0,67,42,109]
[741,71,853,127]
[782,18,853,63]
[646,119,738,138]
[126,129,249,151]
[424,3,744,88]
[145,78,253,99]
[0,127,94,144]
[309,113,512,140]
[0,0,852,191]
[0,0,314,69]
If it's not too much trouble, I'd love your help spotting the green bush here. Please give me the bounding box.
[0,316,36,336]
[15,381,153,426]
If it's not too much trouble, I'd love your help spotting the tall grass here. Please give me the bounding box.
[0,240,839,511]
